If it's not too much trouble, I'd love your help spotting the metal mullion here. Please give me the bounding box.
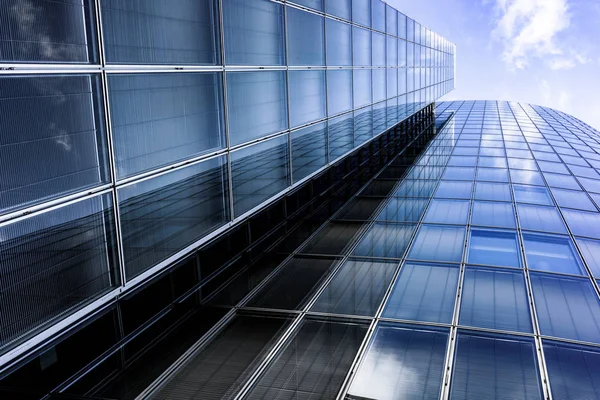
[94,0,126,288]
[104,65,223,73]
[505,103,553,400]
[284,3,294,186]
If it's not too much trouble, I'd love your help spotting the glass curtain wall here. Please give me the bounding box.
[0,0,454,359]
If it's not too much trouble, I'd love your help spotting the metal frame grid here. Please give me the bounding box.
[0,0,455,366]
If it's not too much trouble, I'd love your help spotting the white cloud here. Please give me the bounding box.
[539,79,551,103]
[492,0,586,69]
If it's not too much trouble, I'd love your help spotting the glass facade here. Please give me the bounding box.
[0,0,454,359]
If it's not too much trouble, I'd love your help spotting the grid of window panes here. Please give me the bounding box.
[0,0,454,358]
[337,100,600,400]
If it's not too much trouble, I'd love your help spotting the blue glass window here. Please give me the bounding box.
[223,0,284,65]
[577,238,600,278]
[287,7,324,66]
[423,199,470,225]
[231,135,289,216]
[538,160,569,174]
[471,202,516,228]
[226,71,288,145]
[517,204,567,234]
[383,263,459,323]
[348,324,447,400]
[511,169,544,186]
[353,70,372,108]
[377,198,428,223]
[479,148,505,157]
[434,181,473,199]
[578,177,600,194]
[398,40,407,68]
[288,70,326,128]
[408,225,466,262]
[448,155,477,167]
[310,259,396,316]
[508,157,538,170]
[353,27,371,66]
[450,333,542,400]
[398,13,407,39]
[325,0,351,20]
[478,156,507,168]
[474,182,512,202]
[387,37,398,67]
[386,6,398,36]
[442,167,475,181]
[352,0,371,27]
[371,0,386,32]
[562,209,600,239]
[523,234,584,275]
[372,69,386,103]
[325,19,352,66]
[327,70,352,116]
[460,267,532,332]
[354,106,373,145]
[372,32,386,67]
[353,223,415,258]
[543,172,581,190]
[513,185,553,205]
[468,230,520,268]
[387,69,398,98]
[476,168,509,182]
[291,122,327,181]
[109,73,225,179]
[530,273,600,343]
[544,341,600,400]
[103,0,220,65]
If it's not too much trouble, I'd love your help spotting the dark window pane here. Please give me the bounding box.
[231,135,289,216]
[353,223,416,258]
[150,314,291,400]
[108,73,225,178]
[246,257,338,310]
[328,114,354,160]
[227,71,288,146]
[0,194,117,350]
[544,341,600,400]
[310,259,397,316]
[244,319,368,399]
[383,263,459,323]
[0,75,109,214]
[119,157,229,279]
[531,273,600,343]
[460,267,532,332]
[348,324,448,400]
[291,122,327,182]
[450,333,543,400]
[102,0,219,64]
[0,0,96,63]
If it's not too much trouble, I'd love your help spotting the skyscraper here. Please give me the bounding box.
[1,1,599,400]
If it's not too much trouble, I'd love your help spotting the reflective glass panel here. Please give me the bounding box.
[460,267,532,332]
[352,0,371,27]
[552,188,597,211]
[291,122,327,181]
[327,70,353,116]
[523,234,584,275]
[562,209,600,239]
[325,0,351,20]
[577,238,600,278]
[383,263,459,323]
[423,199,470,225]
[517,204,567,234]
[513,185,553,205]
[471,201,516,228]
[223,0,285,65]
[287,6,324,66]
[102,0,220,65]
[353,69,372,108]
[468,230,520,268]
[289,70,326,128]
[434,181,473,199]
[408,225,466,262]
[348,324,447,400]
[474,182,512,202]
[325,19,352,66]
[109,73,224,178]
[353,223,415,258]
[119,157,229,279]
[544,341,600,400]
[226,71,288,145]
[352,26,371,66]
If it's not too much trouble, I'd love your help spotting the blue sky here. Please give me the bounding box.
[388,0,600,130]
